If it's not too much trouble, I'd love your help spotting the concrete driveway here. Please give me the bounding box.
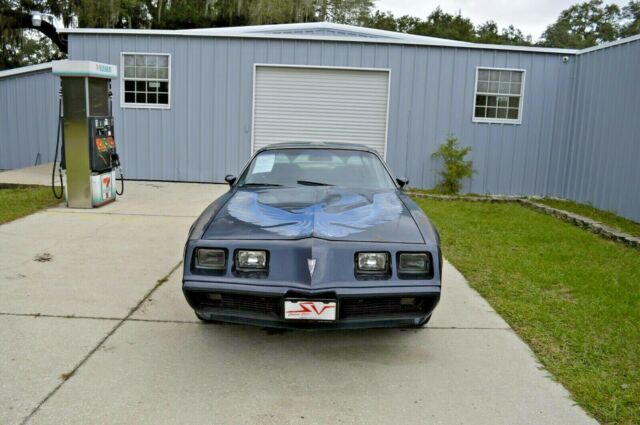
[0,172,595,424]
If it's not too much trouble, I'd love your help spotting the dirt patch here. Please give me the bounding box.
[33,252,53,262]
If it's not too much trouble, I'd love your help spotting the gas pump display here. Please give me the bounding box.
[89,116,117,172]
[89,116,118,205]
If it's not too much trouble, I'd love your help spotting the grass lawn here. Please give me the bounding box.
[536,198,640,238]
[415,198,640,425]
[0,185,61,224]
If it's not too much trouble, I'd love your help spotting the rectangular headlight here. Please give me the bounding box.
[195,248,226,270]
[236,250,268,271]
[356,252,389,273]
[398,253,430,274]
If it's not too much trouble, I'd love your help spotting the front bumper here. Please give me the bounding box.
[183,280,441,329]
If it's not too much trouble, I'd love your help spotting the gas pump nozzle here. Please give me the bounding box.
[110,152,125,196]
[110,152,121,168]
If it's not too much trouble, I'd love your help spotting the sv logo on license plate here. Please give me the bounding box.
[284,300,337,321]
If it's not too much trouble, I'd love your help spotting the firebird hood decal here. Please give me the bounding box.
[226,190,402,238]
[203,187,425,243]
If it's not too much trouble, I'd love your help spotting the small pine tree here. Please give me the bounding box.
[431,135,474,194]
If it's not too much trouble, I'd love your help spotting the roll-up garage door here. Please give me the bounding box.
[252,66,390,157]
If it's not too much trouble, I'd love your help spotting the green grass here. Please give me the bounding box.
[536,198,640,238]
[0,185,61,224]
[415,198,640,425]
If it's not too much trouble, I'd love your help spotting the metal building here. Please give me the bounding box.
[0,63,59,170]
[0,23,639,220]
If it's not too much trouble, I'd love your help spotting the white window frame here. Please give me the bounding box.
[472,66,526,125]
[120,52,171,109]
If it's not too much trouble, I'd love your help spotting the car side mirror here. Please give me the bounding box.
[396,177,409,189]
[224,174,237,187]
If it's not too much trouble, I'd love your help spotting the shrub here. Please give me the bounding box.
[431,135,474,194]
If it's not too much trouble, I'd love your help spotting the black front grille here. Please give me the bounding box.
[187,292,438,320]
[189,292,280,316]
[340,296,437,319]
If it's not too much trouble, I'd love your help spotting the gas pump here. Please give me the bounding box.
[51,60,124,208]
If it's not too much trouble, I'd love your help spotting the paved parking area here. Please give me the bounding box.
[0,173,596,424]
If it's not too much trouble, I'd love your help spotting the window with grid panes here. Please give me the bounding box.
[473,68,524,123]
[122,53,170,107]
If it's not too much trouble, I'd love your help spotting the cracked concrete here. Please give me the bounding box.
[18,261,183,425]
[0,170,596,425]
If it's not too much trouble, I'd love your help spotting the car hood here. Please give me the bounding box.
[203,187,424,243]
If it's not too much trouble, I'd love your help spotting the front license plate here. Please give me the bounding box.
[284,300,337,321]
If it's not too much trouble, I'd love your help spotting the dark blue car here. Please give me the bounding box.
[182,142,442,329]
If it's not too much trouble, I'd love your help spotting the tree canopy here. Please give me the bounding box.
[363,8,532,46]
[1,0,640,70]
[540,0,622,48]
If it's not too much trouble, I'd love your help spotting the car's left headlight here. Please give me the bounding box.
[236,250,268,271]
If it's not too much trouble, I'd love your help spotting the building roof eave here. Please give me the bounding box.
[58,26,580,54]
[0,62,55,79]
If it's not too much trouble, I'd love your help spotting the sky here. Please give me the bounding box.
[374,0,623,41]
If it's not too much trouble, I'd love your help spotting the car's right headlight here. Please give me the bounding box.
[195,248,226,270]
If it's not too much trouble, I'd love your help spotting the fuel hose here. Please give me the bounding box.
[51,96,64,199]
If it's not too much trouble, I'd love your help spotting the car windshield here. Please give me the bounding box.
[237,148,396,190]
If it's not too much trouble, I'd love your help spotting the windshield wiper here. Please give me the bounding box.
[241,183,283,187]
[297,180,334,186]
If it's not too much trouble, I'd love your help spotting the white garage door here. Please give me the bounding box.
[252,66,390,157]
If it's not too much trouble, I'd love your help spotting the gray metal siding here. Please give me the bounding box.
[69,33,575,198]
[0,70,59,170]
[561,40,640,221]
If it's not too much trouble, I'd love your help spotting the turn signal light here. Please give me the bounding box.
[195,248,226,270]
[398,253,430,274]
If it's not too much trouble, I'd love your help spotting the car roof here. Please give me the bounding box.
[257,142,379,155]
